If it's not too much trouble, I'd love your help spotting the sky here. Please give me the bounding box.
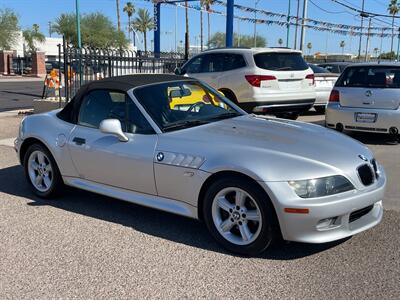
[1,0,399,55]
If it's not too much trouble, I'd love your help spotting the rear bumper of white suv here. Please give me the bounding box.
[326,103,400,134]
[239,90,316,114]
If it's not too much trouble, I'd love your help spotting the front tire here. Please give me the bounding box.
[23,143,63,198]
[203,177,279,255]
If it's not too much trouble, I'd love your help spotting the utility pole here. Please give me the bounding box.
[185,0,189,60]
[358,0,365,58]
[365,17,371,62]
[294,0,301,49]
[286,0,291,47]
[299,0,308,52]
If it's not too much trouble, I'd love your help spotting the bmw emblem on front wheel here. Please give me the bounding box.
[156,152,164,162]
[358,154,368,162]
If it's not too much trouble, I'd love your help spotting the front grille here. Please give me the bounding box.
[371,159,379,178]
[358,164,374,186]
[349,205,374,223]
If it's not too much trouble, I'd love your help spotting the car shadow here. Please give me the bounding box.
[0,164,348,260]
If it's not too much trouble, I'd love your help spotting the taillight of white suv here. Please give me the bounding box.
[245,75,276,87]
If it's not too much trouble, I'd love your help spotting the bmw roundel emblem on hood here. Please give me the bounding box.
[358,154,368,162]
[156,152,164,162]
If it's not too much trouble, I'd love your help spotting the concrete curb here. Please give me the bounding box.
[0,109,30,118]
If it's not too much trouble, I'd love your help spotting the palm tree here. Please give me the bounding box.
[307,42,312,55]
[388,0,399,54]
[116,0,121,32]
[340,40,346,54]
[373,47,379,57]
[131,8,155,53]
[202,0,214,46]
[278,38,283,47]
[23,23,45,53]
[123,2,135,45]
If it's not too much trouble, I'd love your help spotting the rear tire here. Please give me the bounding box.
[314,106,326,114]
[23,143,63,198]
[203,177,279,255]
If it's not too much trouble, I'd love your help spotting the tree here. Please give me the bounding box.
[307,42,312,54]
[123,1,135,45]
[116,0,121,32]
[23,24,45,53]
[202,0,214,46]
[131,8,155,53]
[278,38,283,47]
[52,13,128,48]
[373,47,379,57]
[340,40,346,54]
[0,9,20,50]
[208,32,266,48]
[388,0,399,54]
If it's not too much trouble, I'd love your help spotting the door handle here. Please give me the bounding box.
[72,137,86,145]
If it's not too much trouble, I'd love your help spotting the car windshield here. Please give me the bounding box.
[336,66,400,88]
[254,52,308,71]
[133,80,242,132]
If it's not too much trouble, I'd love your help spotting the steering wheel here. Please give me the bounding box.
[187,101,205,114]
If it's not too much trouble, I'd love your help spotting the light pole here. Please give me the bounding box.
[358,0,365,58]
[294,0,300,49]
[397,27,400,61]
[299,0,308,52]
[365,17,371,62]
[253,0,260,47]
[286,0,291,48]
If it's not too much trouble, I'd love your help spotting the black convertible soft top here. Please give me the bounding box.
[82,74,189,93]
[58,74,191,124]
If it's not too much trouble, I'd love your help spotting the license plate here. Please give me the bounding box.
[317,80,332,87]
[355,112,377,123]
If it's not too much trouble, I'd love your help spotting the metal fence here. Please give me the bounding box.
[59,42,186,100]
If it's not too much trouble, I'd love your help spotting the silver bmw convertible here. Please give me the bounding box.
[15,74,386,255]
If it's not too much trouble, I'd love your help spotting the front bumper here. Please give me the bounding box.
[326,103,400,133]
[260,166,386,243]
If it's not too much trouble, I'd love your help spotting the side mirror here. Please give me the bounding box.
[99,119,128,142]
[174,67,185,75]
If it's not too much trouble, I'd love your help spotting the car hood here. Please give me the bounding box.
[156,115,373,184]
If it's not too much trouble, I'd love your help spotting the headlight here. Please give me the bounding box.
[288,175,354,198]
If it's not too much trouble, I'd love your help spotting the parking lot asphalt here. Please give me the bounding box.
[0,80,43,112]
[0,111,399,299]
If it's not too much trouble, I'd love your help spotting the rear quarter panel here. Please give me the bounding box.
[20,111,78,177]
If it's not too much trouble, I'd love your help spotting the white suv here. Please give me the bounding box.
[176,47,316,118]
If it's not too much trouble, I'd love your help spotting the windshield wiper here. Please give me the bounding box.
[163,119,210,132]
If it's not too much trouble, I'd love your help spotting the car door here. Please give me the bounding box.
[67,89,158,195]
[185,53,224,89]
[218,53,247,92]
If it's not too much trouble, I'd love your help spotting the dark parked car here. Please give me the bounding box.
[318,62,351,74]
